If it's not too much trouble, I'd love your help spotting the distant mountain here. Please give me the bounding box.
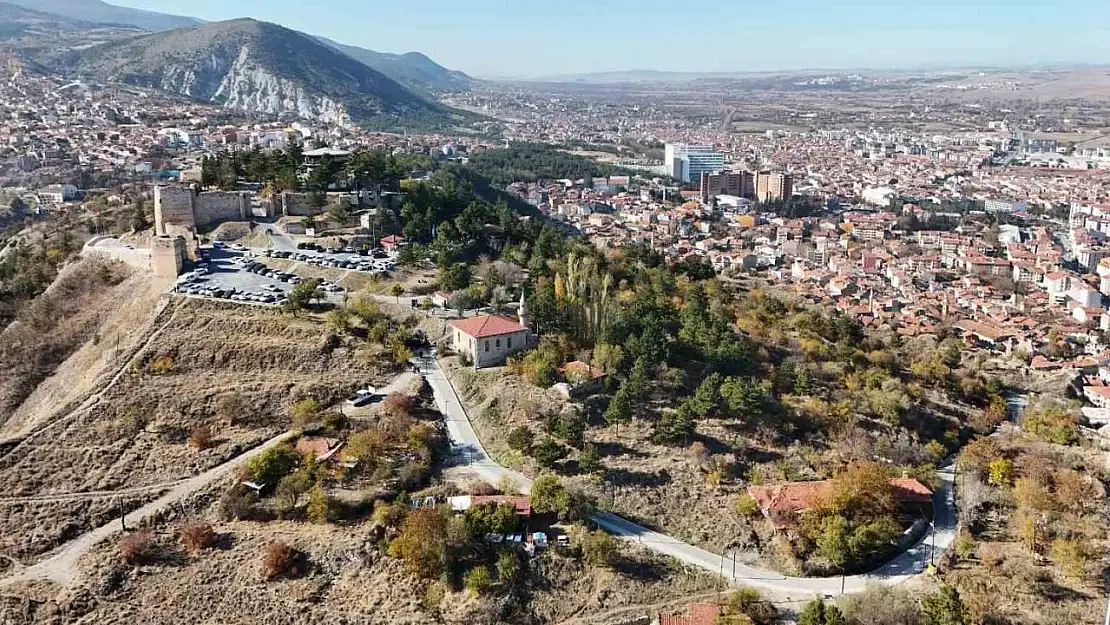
[4,0,199,31]
[0,1,100,35]
[315,36,473,92]
[54,18,453,127]
[530,69,782,84]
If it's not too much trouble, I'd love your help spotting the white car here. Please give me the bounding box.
[345,387,378,407]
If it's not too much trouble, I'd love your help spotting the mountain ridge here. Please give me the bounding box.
[55,18,453,128]
[313,35,473,92]
[3,0,199,31]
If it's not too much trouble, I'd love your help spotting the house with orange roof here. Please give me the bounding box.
[450,297,533,368]
[748,477,932,530]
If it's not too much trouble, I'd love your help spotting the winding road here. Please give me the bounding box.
[416,351,958,601]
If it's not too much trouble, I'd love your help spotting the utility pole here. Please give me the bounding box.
[930,521,936,566]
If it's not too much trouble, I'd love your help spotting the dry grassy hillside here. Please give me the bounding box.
[0,258,144,434]
[0,517,715,625]
[0,298,392,563]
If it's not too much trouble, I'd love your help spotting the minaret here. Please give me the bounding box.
[518,290,528,327]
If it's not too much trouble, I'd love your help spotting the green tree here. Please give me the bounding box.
[815,515,851,568]
[592,343,625,375]
[284,278,323,314]
[326,307,352,333]
[799,598,827,625]
[438,263,471,292]
[987,458,1014,487]
[390,283,405,303]
[652,402,694,445]
[578,442,602,474]
[580,530,618,567]
[604,387,633,437]
[534,439,568,469]
[245,444,299,491]
[921,586,968,625]
[529,475,569,515]
[824,604,846,625]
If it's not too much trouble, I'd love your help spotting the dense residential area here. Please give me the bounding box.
[2,1,1110,625]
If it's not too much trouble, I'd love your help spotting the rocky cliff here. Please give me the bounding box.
[59,18,446,126]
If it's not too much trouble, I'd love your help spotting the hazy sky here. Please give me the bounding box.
[113,0,1110,78]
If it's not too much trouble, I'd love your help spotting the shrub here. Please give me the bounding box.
[735,493,759,517]
[371,500,406,528]
[322,411,348,433]
[496,550,523,585]
[148,355,175,375]
[345,429,385,466]
[1023,407,1078,445]
[1050,539,1089,579]
[120,531,158,565]
[306,484,334,524]
[840,585,920,625]
[463,566,494,594]
[507,426,534,452]
[290,398,321,429]
[398,461,429,489]
[217,393,249,425]
[407,423,435,453]
[920,585,969,625]
[245,444,299,491]
[722,586,777,625]
[580,530,618,568]
[261,540,302,580]
[220,484,260,521]
[381,393,413,420]
[179,521,216,553]
[187,425,213,450]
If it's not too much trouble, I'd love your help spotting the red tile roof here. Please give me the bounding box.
[295,437,345,463]
[660,603,721,625]
[472,495,532,516]
[890,477,934,504]
[451,315,527,338]
[749,477,933,520]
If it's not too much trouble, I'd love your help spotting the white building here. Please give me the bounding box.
[450,295,532,369]
[984,198,1028,214]
[664,143,724,184]
[36,184,78,204]
[860,186,896,207]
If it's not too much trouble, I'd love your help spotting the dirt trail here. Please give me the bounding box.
[0,429,299,588]
[0,481,186,506]
[0,371,417,589]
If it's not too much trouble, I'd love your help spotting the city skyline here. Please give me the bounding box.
[109,0,1110,78]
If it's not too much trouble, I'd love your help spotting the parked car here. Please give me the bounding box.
[345,387,378,407]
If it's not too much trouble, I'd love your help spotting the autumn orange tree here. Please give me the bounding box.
[388,507,449,578]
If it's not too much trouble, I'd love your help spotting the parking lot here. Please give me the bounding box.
[257,242,398,276]
[172,242,346,306]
